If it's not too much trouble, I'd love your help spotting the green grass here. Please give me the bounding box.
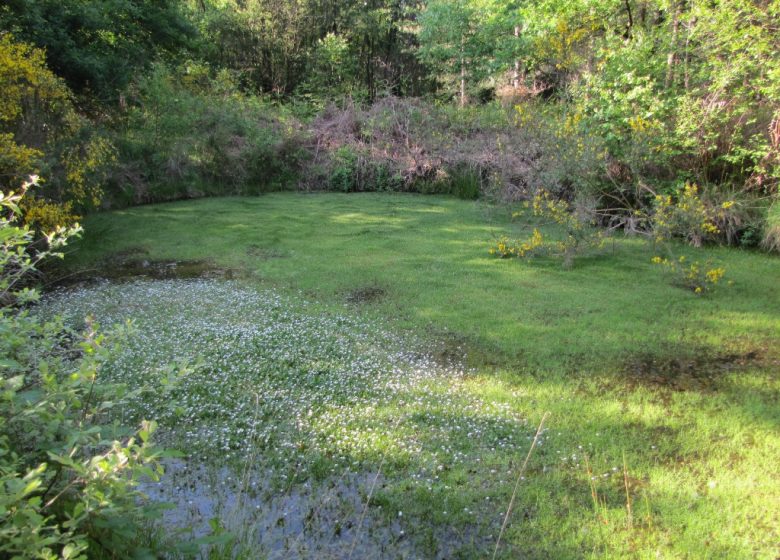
[62,193,779,558]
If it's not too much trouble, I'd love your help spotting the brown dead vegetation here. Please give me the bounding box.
[300,97,561,200]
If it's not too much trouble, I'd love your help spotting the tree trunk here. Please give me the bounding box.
[460,60,466,107]
[512,25,521,89]
[460,37,466,107]
[665,2,680,89]
[623,0,634,38]
[365,34,375,102]
[683,17,694,91]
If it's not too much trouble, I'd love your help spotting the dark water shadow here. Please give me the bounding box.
[142,458,496,559]
[623,347,764,392]
[51,257,240,288]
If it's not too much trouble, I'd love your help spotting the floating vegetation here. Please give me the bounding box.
[38,279,529,556]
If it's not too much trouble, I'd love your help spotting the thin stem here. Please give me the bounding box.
[623,451,633,529]
[492,411,549,560]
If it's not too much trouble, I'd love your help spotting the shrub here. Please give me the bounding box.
[328,145,360,192]
[1,179,166,558]
[488,230,544,259]
[489,190,606,268]
[0,177,81,306]
[112,63,303,205]
[651,255,728,295]
[0,34,114,220]
[527,191,606,268]
[762,198,780,253]
[649,183,732,294]
[510,101,607,202]
[303,98,495,195]
[651,183,721,247]
[448,166,481,200]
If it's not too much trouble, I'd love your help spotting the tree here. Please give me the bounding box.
[417,0,493,105]
[0,34,114,227]
[0,0,195,102]
[0,33,68,189]
[195,0,428,99]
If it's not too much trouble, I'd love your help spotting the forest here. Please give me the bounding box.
[1,1,779,558]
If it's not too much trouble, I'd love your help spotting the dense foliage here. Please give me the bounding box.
[0,0,194,101]
[0,34,115,230]
[1,0,778,248]
[111,62,302,204]
[0,181,168,558]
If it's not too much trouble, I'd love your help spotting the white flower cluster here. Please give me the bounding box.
[41,280,523,471]
[39,279,531,554]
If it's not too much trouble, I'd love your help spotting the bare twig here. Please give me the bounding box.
[346,413,405,560]
[492,412,549,560]
[623,451,633,529]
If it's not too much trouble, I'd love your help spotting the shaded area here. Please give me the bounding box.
[345,285,387,305]
[53,252,239,287]
[142,460,418,560]
[624,348,763,391]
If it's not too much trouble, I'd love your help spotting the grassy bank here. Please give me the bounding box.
[59,193,779,558]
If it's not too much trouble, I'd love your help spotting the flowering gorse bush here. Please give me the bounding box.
[650,255,728,294]
[1,179,167,559]
[489,190,605,267]
[488,230,544,259]
[650,183,732,295]
[490,184,732,296]
[652,183,722,247]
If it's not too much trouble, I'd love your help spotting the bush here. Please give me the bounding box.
[0,34,112,223]
[328,145,360,192]
[649,183,732,294]
[110,63,303,205]
[763,198,780,253]
[509,101,607,202]
[448,166,481,200]
[302,97,534,198]
[651,183,721,247]
[651,255,728,295]
[489,190,606,268]
[1,180,166,558]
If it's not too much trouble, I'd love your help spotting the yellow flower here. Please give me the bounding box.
[705,267,725,284]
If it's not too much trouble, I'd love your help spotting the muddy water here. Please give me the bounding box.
[141,459,418,559]
[56,259,239,286]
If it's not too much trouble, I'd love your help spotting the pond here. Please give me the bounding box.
[38,276,526,558]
